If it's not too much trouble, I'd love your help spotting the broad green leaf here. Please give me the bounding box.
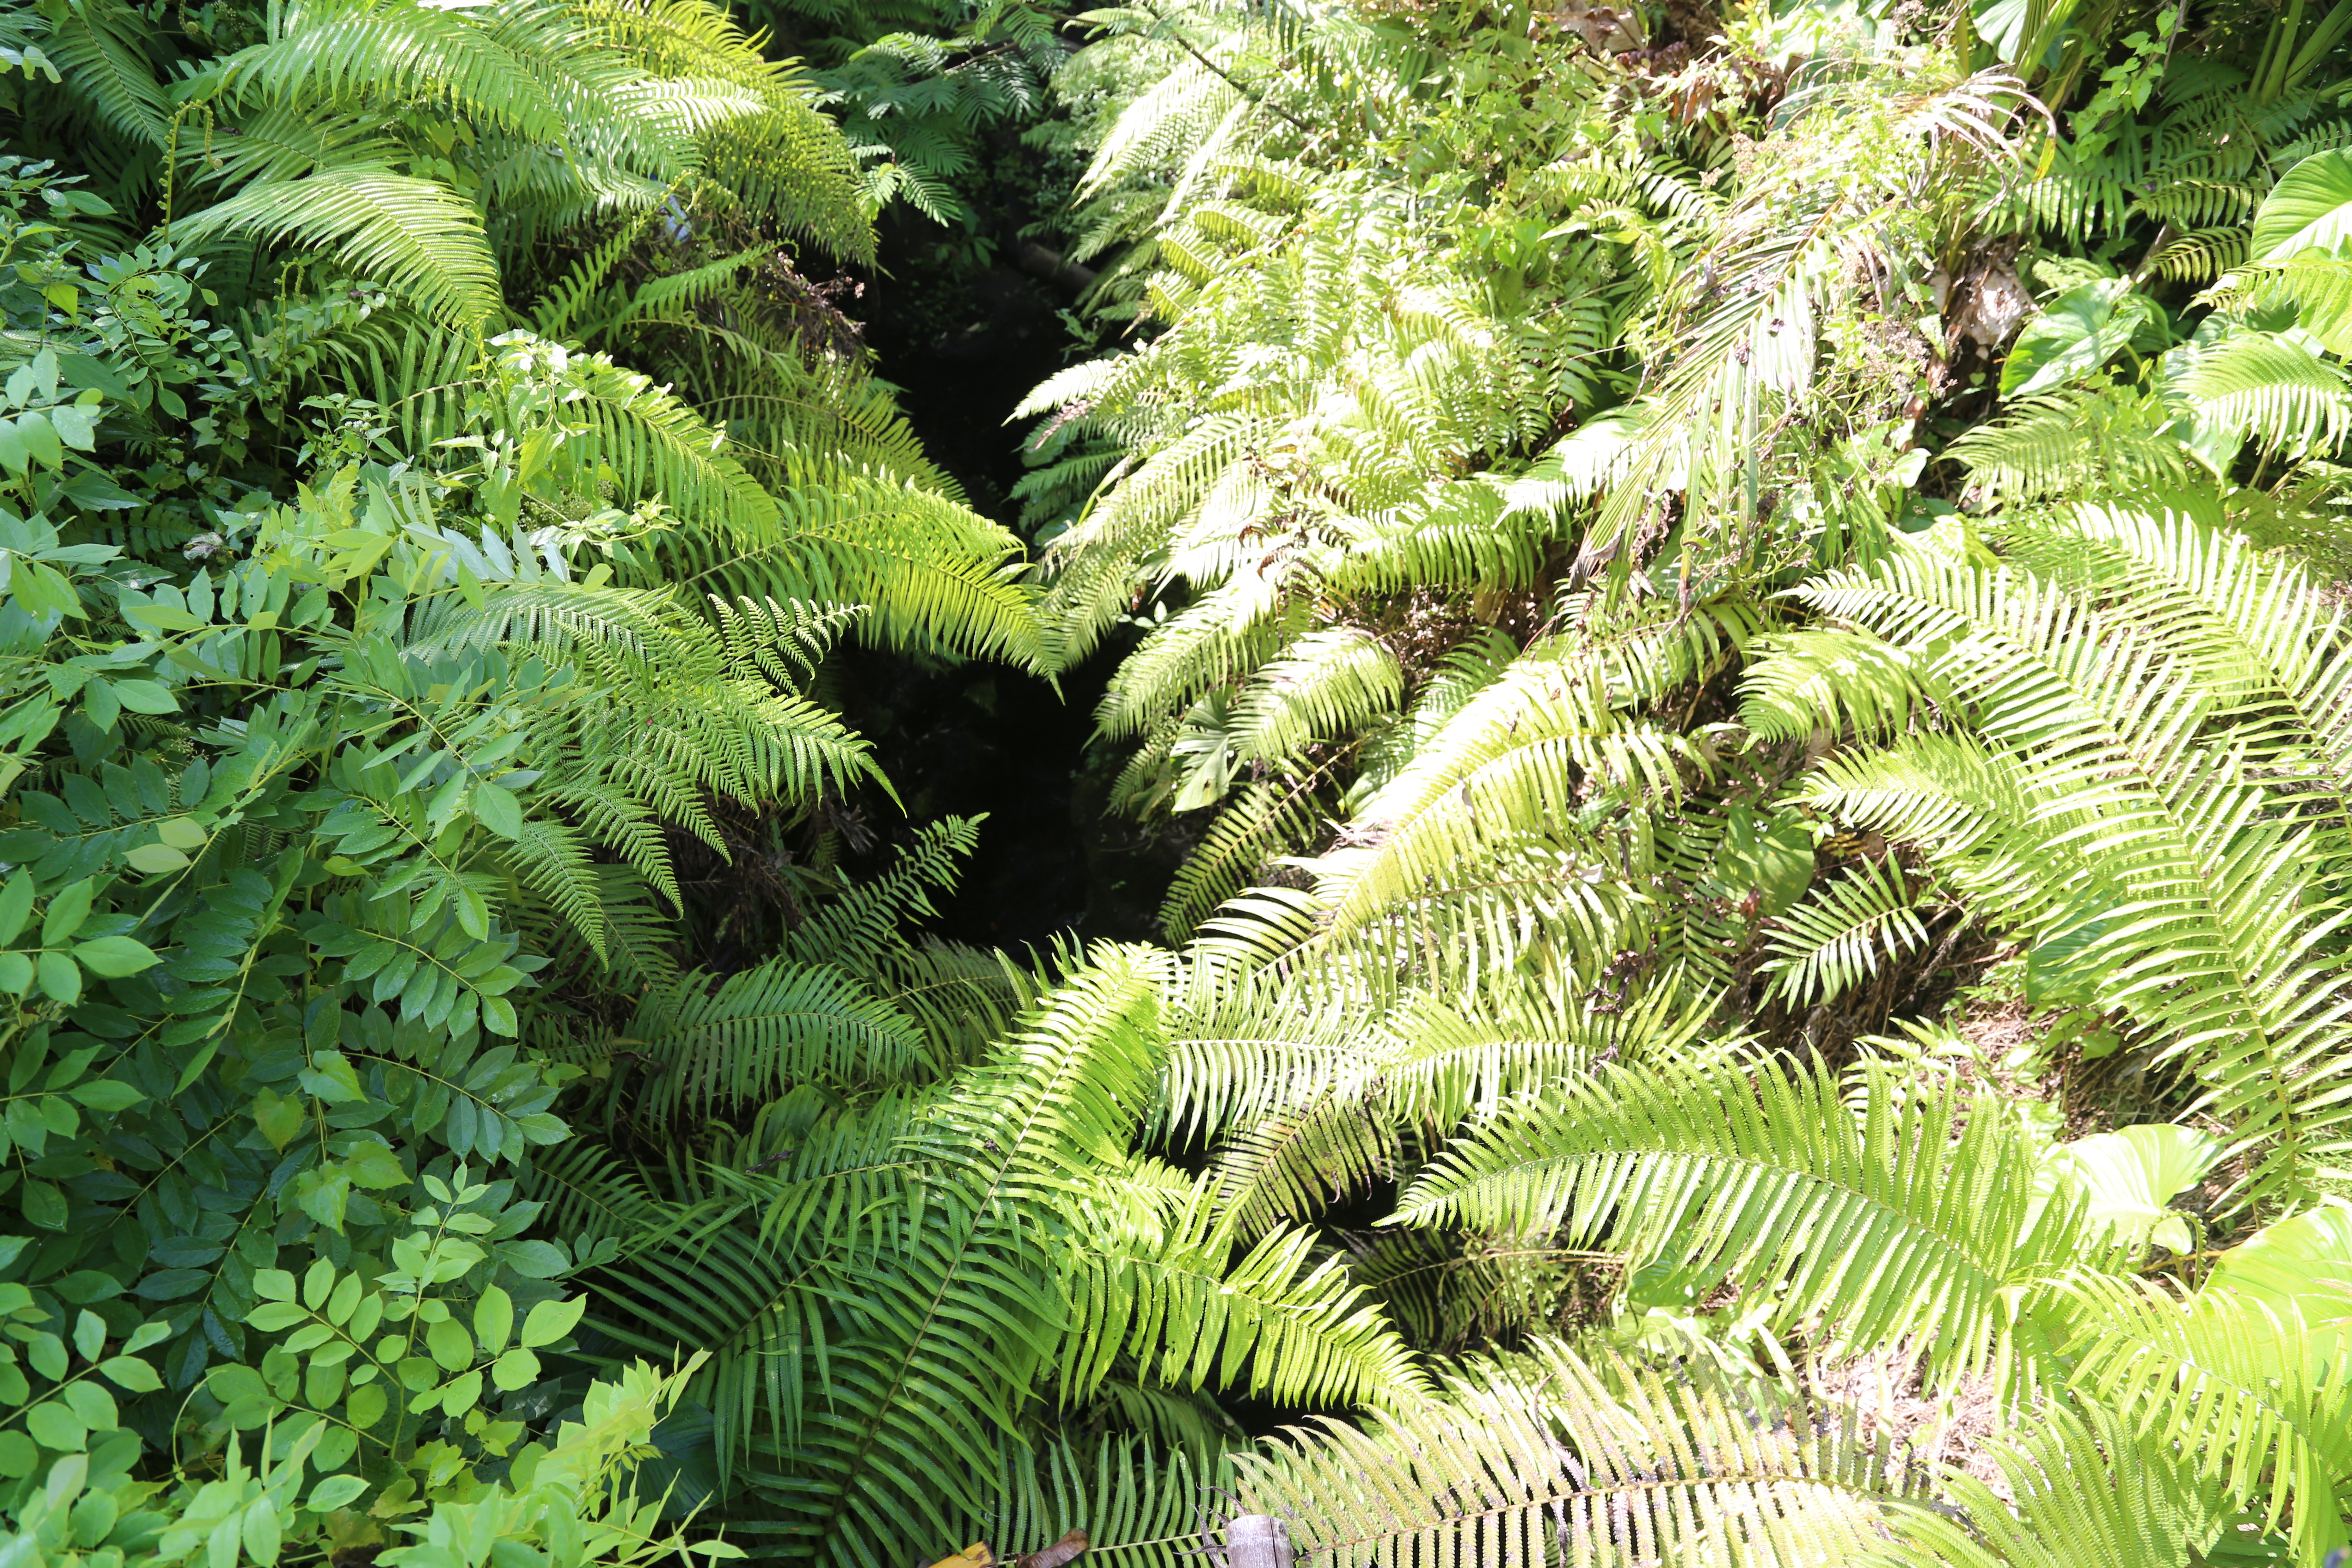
[96,1356,161,1393]
[122,844,189,874]
[438,1368,484,1418]
[304,1258,336,1310]
[12,559,79,619]
[496,1240,567,1278]
[519,1296,585,1349]
[470,781,523,839]
[251,1087,304,1152]
[37,949,82,1003]
[20,1175,66,1231]
[40,879,92,946]
[489,1346,539,1391]
[345,1384,387,1430]
[345,1141,407,1190]
[2001,279,2160,398]
[308,1476,367,1513]
[79,679,117,731]
[15,412,61,469]
[70,935,158,977]
[58,1380,114,1431]
[426,1317,473,1372]
[0,873,35,945]
[2207,1200,2352,1361]
[242,1493,282,1566]
[474,1286,514,1355]
[67,1078,143,1112]
[296,1053,364,1104]
[2253,147,2352,261]
[110,680,175,714]
[2042,1126,2223,1253]
[23,1402,82,1451]
[290,1167,349,1231]
[24,1331,65,1379]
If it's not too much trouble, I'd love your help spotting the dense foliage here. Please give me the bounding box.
[1,0,2351,1566]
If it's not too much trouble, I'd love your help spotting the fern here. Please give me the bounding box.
[1236,1344,1936,1568]
[1770,531,2352,1205]
[2061,1277,2352,1563]
[1758,858,1937,1008]
[1870,1403,2230,1568]
[1397,1056,2100,1391]
[609,960,934,1121]
[175,168,505,328]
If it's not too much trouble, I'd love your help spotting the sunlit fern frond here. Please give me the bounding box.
[1871,1401,2229,1568]
[1377,978,1716,1129]
[979,1435,1232,1568]
[1739,628,1942,744]
[2059,1276,2352,1565]
[2002,497,2352,835]
[2174,327,2352,455]
[613,959,935,1122]
[1945,385,2192,504]
[219,0,568,142]
[1236,1343,1935,1568]
[1396,1055,2101,1391]
[43,0,168,147]
[1309,644,1708,943]
[1228,628,1403,767]
[1156,768,1332,943]
[1758,857,1938,1009]
[1785,539,2352,1207]
[1204,1090,1396,1240]
[1063,1168,1427,1407]
[1096,576,1301,741]
[656,454,1043,668]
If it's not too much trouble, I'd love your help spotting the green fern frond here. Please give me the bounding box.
[613,959,934,1121]
[2061,1277,2352,1564]
[175,167,504,328]
[1740,629,1940,744]
[1156,770,1329,942]
[980,1436,1231,1568]
[1788,539,2352,1206]
[1872,1402,2228,1568]
[1229,628,1403,766]
[45,0,168,147]
[220,0,568,142]
[1758,858,1937,1008]
[1064,1171,1427,1407]
[1396,1056,2099,1390]
[1947,386,2192,503]
[2175,328,2352,454]
[1236,1344,1934,1568]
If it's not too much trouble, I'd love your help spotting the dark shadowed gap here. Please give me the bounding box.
[837,205,1178,949]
